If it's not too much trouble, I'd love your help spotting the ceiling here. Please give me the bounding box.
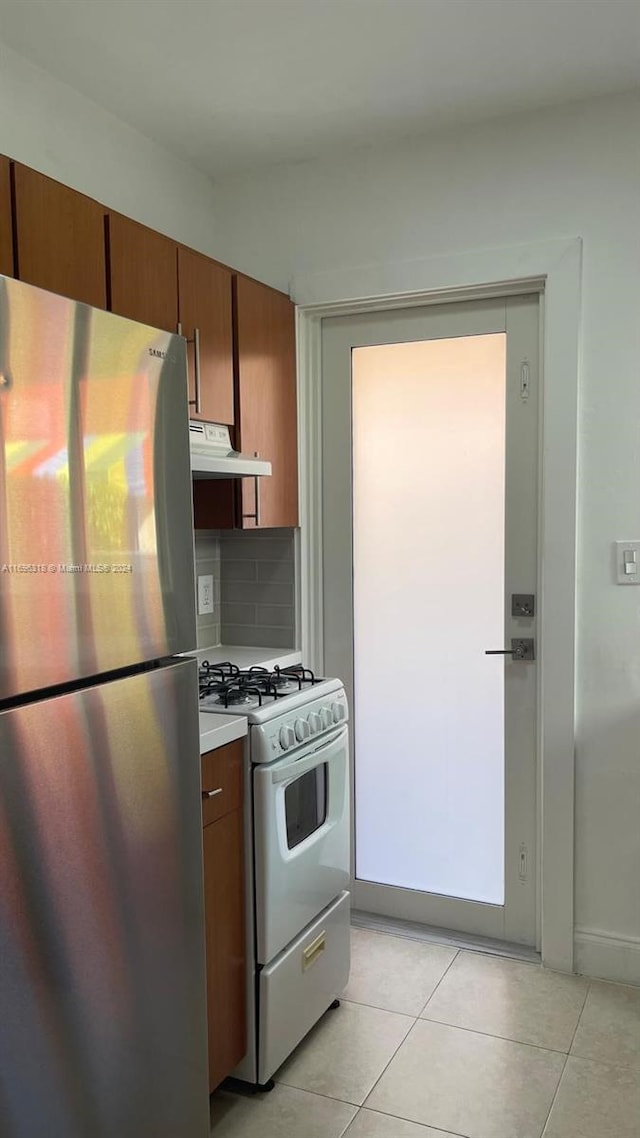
[1,0,638,181]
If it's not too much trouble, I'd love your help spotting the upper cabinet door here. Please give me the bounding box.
[177,247,234,425]
[235,276,299,529]
[0,157,14,277]
[12,164,106,308]
[107,213,178,332]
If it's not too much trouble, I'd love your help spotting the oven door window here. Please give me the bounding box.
[284,762,328,849]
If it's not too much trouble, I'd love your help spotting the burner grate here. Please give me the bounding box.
[198,661,325,706]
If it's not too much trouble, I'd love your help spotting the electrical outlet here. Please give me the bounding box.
[197,574,214,615]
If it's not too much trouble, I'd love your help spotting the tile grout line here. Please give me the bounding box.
[339,1106,359,1138]
[347,1100,468,1137]
[341,966,594,1070]
[416,948,461,1017]
[274,1074,362,1109]
[539,1053,569,1138]
[412,1012,585,1057]
[358,1014,420,1114]
[559,975,593,1066]
[276,998,418,1111]
[539,979,593,1137]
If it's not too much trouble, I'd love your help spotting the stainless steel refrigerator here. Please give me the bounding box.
[0,275,209,1138]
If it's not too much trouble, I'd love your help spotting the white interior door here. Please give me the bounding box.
[321,296,539,945]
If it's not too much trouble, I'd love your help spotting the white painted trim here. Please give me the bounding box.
[296,308,324,672]
[291,240,571,308]
[295,237,581,973]
[575,928,640,987]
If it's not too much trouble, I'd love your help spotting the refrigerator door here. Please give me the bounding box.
[0,659,208,1138]
[0,274,196,701]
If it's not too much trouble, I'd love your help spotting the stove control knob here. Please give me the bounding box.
[308,712,322,734]
[279,725,295,750]
[295,717,310,742]
[331,701,345,724]
[321,706,333,729]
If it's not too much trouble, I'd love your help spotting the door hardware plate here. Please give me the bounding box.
[511,594,535,618]
[511,638,535,661]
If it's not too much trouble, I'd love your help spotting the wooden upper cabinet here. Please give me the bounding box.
[12,164,106,307]
[0,157,14,277]
[235,275,298,528]
[178,247,234,425]
[107,213,178,332]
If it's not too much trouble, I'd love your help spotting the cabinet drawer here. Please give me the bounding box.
[201,738,244,826]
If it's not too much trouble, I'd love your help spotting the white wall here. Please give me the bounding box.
[211,91,640,980]
[0,42,221,255]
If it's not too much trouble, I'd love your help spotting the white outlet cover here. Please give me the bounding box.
[197,574,214,614]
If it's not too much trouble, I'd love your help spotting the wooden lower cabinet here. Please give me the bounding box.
[202,743,246,1091]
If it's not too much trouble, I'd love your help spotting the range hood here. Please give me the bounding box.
[190,421,272,479]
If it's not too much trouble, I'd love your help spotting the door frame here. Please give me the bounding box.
[294,237,581,974]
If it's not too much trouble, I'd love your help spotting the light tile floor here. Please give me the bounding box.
[210,926,640,1137]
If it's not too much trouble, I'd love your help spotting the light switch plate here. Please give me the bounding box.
[615,541,640,585]
[197,574,214,614]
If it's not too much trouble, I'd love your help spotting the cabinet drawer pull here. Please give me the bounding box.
[302,931,326,971]
[202,788,223,799]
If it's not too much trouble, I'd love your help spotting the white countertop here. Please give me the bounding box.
[194,644,302,672]
[199,712,248,755]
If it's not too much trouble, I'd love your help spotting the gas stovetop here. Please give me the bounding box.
[199,662,325,713]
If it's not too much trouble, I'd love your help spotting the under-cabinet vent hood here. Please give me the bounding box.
[190,421,272,479]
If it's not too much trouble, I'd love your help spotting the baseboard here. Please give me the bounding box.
[574,928,640,986]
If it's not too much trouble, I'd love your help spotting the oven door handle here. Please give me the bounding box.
[270,725,348,783]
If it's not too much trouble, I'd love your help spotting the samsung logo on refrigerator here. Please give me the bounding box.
[148,348,167,359]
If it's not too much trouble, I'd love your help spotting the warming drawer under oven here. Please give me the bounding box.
[258,889,350,1085]
[253,724,350,965]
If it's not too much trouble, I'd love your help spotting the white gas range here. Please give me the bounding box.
[198,660,351,1090]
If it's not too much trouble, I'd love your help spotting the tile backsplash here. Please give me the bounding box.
[193,532,221,649]
[193,528,297,651]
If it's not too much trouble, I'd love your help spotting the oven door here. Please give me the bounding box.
[253,725,350,964]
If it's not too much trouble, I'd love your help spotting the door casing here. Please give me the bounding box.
[293,237,581,973]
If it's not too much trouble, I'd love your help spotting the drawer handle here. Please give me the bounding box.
[202,788,223,799]
[302,931,326,971]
